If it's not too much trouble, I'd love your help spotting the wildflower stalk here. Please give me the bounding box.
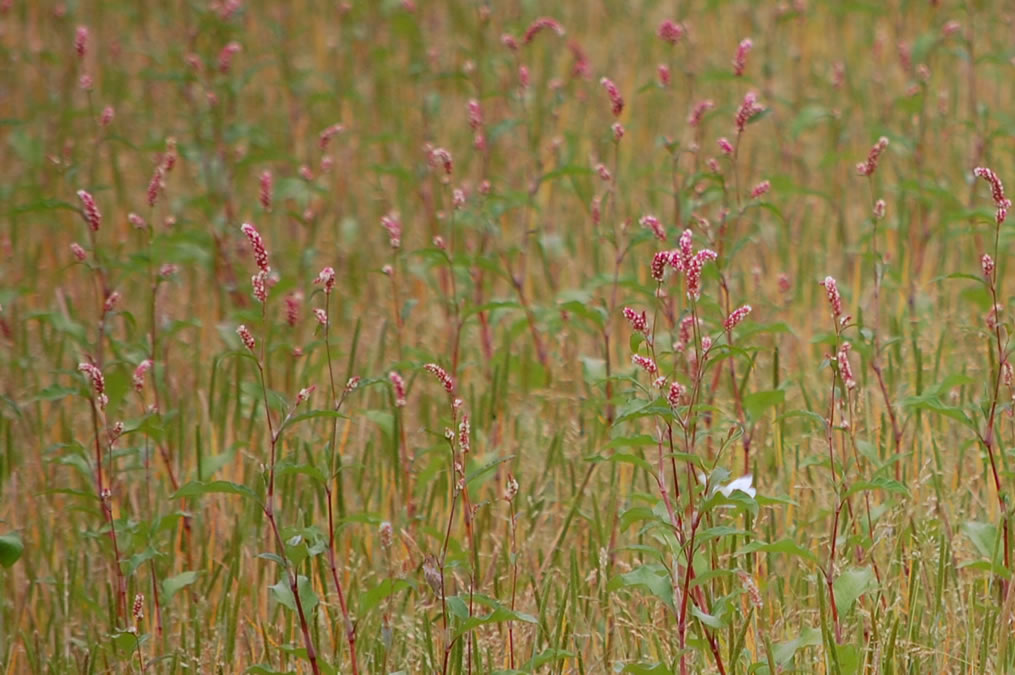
[973,166,1012,592]
[320,283,360,675]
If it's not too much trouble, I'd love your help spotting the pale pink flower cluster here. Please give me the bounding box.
[632,354,658,375]
[77,190,101,232]
[314,266,336,294]
[735,92,764,133]
[259,170,272,211]
[732,38,753,76]
[319,123,344,150]
[424,363,455,394]
[640,214,665,241]
[856,137,889,176]
[285,291,303,326]
[623,307,648,334]
[982,253,995,278]
[668,381,686,408]
[657,64,670,87]
[78,362,108,409]
[389,372,407,407]
[74,26,88,58]
[837,342,856,390]
[600,77,624,117]
[523,16,565,44]
[381,212,402,249]
[688,100,714,127]
[973,167,1010,225]
[295,385,316,406]
[236,324,255,351]
[658,20,685,44]
[240,223,270,272]
[750,180,771,199]
[218,41,241,74]
[823,276,843,320]
[724,304,752,331]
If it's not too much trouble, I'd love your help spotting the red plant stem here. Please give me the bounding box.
[88,399,127,619]
[251,323,320,674]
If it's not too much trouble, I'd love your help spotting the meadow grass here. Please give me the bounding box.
[2,1,1015,672]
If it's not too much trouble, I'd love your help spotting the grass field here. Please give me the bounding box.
[2,1,1015,672]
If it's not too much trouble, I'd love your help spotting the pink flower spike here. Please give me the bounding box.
[735,91,764,133]
[657,64,671,87]
[651,250,671,282]
[639,214,665,241]
[295,385,316,406]
[146,166,164,208]
[856,136,889,176]
[285,291,303,327]
[389,372,407,407]
[133,359,153,393]
[873,199,886,220]
[718,137,734,155]
[724,304,752,331]
[100,106,114,126]
[974,167,1011,225]
[77,190,102,232]
[240,222,270,272]
[467,99,482,130]
[523,16,565,44]
[74,25,88,58]
[982,253,995,279]
[518,65,530,90]
[381,211,402,249]
[658,20,685,45]
[218,41,241,74]
[733,38,753,76]
[313,308,328,326]
[632,354,658,375]
[501,33,519,50]
[78,362,108,409]
[70,242,87,261]
[596,163,612,182]
[103,291,121,313]
[612,122,625,142]
[823,276,843,319]
[259,170,273,211]
[314,266,336,294]
[251,271,269,304]
[319,123,344,150]
[429,147,453,175]
[623,307,648,334]
[750,180,771,199]
[668,381,686,408]
[600,77,624,117]
[688,100,715,127]
[837,342,857,390]
[236,325,255,351]
[424,363,455,394]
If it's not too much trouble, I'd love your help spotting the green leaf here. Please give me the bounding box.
[833,566,876,614]
[738,537,817,564]
[608,564,674,611]
[245,665,296,675]
[845,476,910,498]
[170,480,257,501]
[962,521,1000,561]
[0,533,24,568]
[270,575,319,615]
[359,578,411,615]
[451,602,537,641]
[772,628,822,666]
[743,390,785,419]
[162,571,200,601]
